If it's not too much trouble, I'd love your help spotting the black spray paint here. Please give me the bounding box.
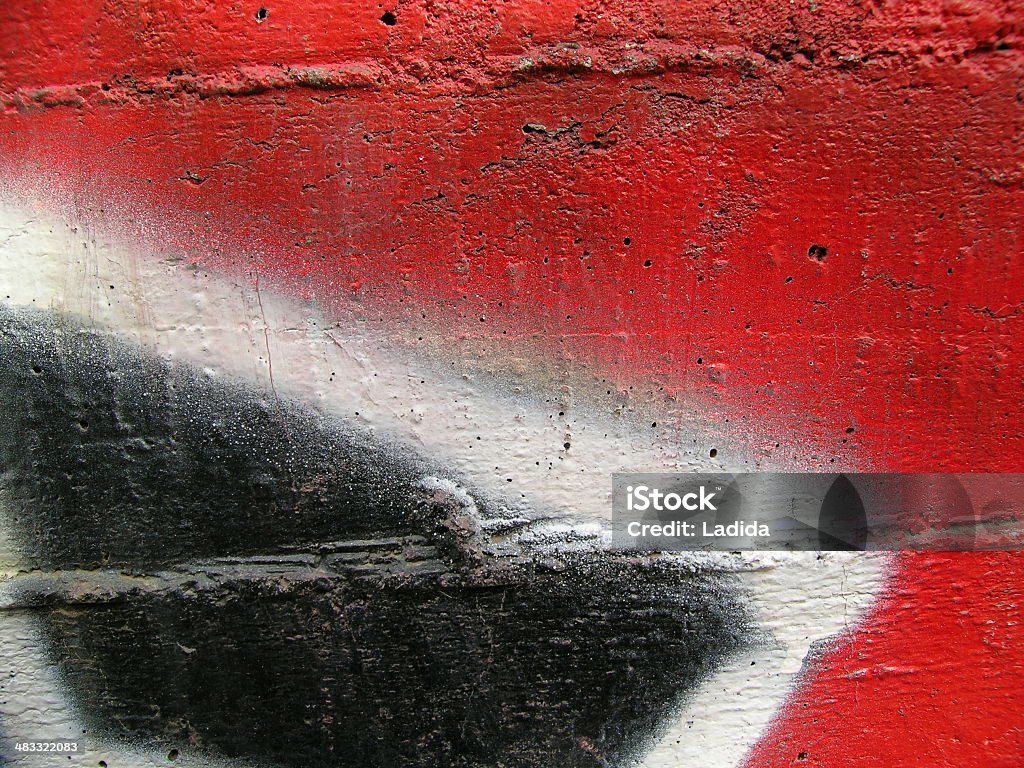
[0,307,756,768]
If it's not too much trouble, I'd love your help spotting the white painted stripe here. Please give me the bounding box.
[642,551,889,768]
[0,191,890,768]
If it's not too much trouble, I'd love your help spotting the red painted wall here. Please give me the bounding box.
[2,1,1022,764]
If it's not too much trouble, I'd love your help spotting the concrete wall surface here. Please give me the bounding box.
[0,2,1021,766]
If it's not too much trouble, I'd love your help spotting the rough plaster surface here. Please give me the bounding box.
[0,1,1022,766]
[0,202,888,766]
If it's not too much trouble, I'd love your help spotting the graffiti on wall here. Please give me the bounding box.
[0,0,1022,766]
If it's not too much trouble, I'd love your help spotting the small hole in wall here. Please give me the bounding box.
[709,448,718,458]
[563,441,571,450]
[380,10,397,25]
[255,7,268,22]
[168,749,179,761]
[32,364,42,374]
[807,244,828,261]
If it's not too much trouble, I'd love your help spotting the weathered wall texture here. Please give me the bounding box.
[0,1,1021,766]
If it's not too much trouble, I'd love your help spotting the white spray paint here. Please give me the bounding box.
[0,192,890,767]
